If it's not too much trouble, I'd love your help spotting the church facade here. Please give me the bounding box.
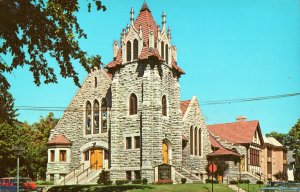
[46,2,270,184]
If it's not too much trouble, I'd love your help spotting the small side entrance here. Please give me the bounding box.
[90,149,103,170]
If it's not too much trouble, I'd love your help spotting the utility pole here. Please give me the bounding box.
[13,146,25,192]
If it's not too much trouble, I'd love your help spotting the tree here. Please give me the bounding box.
[0,0,105,123]
[273,171,288,181]
[206,161,229,179]
[287,119,300,182]
[265,131,288,146]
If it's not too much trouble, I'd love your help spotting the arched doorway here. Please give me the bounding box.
[162,139,172,164]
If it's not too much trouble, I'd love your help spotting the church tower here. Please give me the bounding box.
[105,2,185,182]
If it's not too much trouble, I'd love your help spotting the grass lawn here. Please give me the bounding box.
[47,183,235,192]
[238,184,264,192]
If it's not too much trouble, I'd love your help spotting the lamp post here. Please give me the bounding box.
[13,146,25,192]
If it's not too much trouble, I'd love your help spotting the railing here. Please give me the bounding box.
[76,161,99,184]
[58,163,84,185]
[180,163,201,180]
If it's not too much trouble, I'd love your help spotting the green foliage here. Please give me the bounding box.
[0,89,18,125]
[256,180,264,185]
[116,180,130,185]
[205,179,218,183]
[273,171,288,181]
[142,178,148,185]
[229,180,238,184]
[132,179,142,184]
[0,0,106,123]
[238,179,250,184]
[36,180,54,185]
[181,178,187,184]
[97,170,112,185]
[206,161,229,179]
[287,119,300,182]
[265,131,288,145]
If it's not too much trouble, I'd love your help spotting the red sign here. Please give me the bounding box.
[209,163,217,173]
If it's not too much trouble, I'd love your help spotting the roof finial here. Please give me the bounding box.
[162,12,166,31]
[140,1,151,12]
[130,8,134,24]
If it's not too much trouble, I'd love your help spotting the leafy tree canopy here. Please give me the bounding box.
[0,0,105,124]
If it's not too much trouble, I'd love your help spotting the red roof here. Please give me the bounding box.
[180,100,191,116]
[105,2,184,75]
[47,135,72,145]
[207,148,241,157]
[207,120,259,144]
[209,135,223,149]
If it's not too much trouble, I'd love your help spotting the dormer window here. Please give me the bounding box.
[127,41,131,62]
[161,41,164,59]
[133,39,138,60]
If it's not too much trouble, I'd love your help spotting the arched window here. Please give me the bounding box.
[95,77,97,88]
[133,39,138,60]
[198,129,202,156]
[162,95,167,116]
[165,44,169,63]
[101,99,107,133]
[86,101,92,134]
[126,41,131,62]
[129,93,137,115]
[161,41,164,59]
[194,127,198,156]
[93,100,99,134]
[190,126,193,155]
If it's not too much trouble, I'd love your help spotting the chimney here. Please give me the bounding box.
[236,116,247,122]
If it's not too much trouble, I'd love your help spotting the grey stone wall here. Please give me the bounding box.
[182,97,211,177]
[46,69,112,179]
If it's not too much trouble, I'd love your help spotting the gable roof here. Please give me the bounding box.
[207,147,241,157]
[207,120,262,145]
[47,135,72,146]
[209,135,223,149]
[180,100,191,116]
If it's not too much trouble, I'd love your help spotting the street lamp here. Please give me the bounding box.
[13,146,25,192]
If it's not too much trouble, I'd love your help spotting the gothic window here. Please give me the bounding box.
[93,100,99,134]
[194,127,198,156]
[127,41,131,62]
[198,128,202,156]
[162,95,167,116]
[101,99,107,133]
[133,39,138,60]
[161,41,164,59]
[95,77,97,88]
[86,101,92,134]
[165,44,169,63]
[129,93,137,115]
[190,126,193,155]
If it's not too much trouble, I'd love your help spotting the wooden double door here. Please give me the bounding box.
[90,149,103,170]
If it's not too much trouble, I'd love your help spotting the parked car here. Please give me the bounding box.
[0,177,37,192]
[259,182,300,192]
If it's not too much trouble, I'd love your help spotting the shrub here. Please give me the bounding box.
[132,179,142,184]
[238,179,250,184]
[154,179,173,185]
[205,179,218,183]
[142,178,148,185]
[256,180,264,185]
[229,180,238,184]
[116,180,129,185]
[36,181,54,185]
[181,178,187,184]
[97,170,112,185]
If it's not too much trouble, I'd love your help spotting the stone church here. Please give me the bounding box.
[46,2,267,184]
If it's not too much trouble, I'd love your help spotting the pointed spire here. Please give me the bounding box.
[130,8,134,23]
[140,1,151,12]
[162,12,166,31]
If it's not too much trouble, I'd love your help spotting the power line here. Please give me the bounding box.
[14,92,300,112]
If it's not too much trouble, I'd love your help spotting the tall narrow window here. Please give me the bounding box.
[190,126,193,155]
[161,41,164,59]
[133,39,138,60]
[126,137,132,149]
[162,95,167,116]
[50,150,55,162]
[95,77,97,88]
[198,129,202,156]
[129,93,137,115]
[86,101,92,134]
[93,100,99,134]
[59,150,67,162]
[165,44,169,63]
[194,127,198,156]
[101,99,107,133]
[134,136,140,149]
[127,41,131,62]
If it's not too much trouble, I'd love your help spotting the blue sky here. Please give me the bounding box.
[5,0,300,134]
